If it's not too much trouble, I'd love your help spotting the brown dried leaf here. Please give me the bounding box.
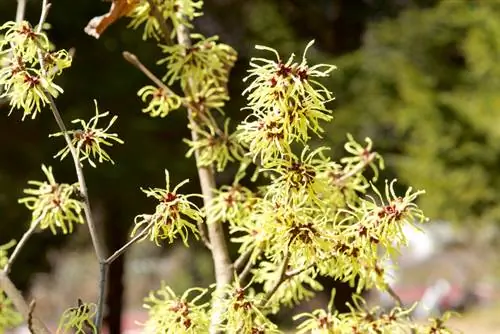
[84,0,139,39]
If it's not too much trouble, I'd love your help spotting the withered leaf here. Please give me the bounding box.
[84,0,139,39]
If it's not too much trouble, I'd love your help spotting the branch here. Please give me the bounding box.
[234,248,253,272]
[175,19,233,334]
[237,253,256,284]
[0,273,51,334]
[36,2,108,330]
[260,246,291,308]
[15,0,27,23]
[3,211,47,274]
[122,51,179,97]
[105,218,155,264]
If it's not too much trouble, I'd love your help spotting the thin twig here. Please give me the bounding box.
[385,283,403,307]
[145,0,173,45]
[105,219,155,264]
[3,211,47,274]
[15,0,27,23]
[336,153,375,185]
[260,247,291,308]
[35,2,107,330]
[0,273,51,334]
[234,248,253,272]
[285,262,315,278]
[122,51,179,97]
[35,0,50,33]
[27,299,36,334]
[237,257,255,284]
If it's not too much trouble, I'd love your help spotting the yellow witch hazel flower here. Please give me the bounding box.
[0,21,72,120]
[132,169,203,246]
[238,41,336,164]
[142,284,209,333]
[158,34,237,89]
[18,165,84,234]
[294,292,421,334]
[50,100,124,168]
[127,0,203,40]
[57,299,97,334]
[138,85,182,118]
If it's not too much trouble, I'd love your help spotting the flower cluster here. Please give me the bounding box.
[50,100,124,168]
[294,292,456,334]
[0,21,71,120]
[218,283,280,333]
[238,41,336,164]
[138,85,182,118]
[127,0,203,40]
[142,284,209,333]
[184,119,245,172]
[132,170,203,246]
[18,165,84,234]
[158,34,237,91]
[209,42,430,320]
[57,299,97,334]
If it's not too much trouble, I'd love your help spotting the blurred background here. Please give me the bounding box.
[1,0,500,332]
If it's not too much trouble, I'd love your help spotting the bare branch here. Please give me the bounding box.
[234,248,253,272]
[15,0,27,23]
[385,283,403,307]
[36,0,51,33]
[27,299,36,333]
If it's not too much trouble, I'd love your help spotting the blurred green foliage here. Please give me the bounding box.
[330,0,500,226]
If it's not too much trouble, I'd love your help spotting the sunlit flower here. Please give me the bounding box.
[0,21,71,120]
[158,34,237,90]
[127,0,203,40]
[142,284,209,333]
[131,169,203,246]
[0,291,22,332]
[138,85,182,118]
[50,100,124,168]
[57,300,97,334]
[18,165,84,234]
